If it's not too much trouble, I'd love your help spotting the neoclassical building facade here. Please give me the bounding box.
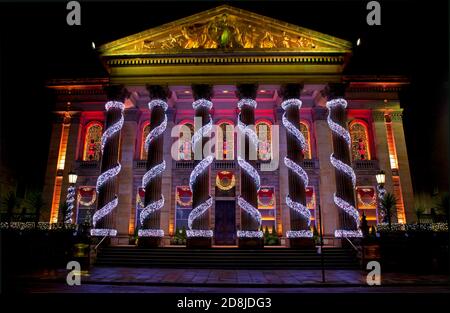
[42,5,414,246]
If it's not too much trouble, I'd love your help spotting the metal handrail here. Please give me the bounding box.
[94,235,107,251]
[344,236,359,252]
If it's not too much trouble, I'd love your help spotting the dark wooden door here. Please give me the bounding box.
[214,200,236,245]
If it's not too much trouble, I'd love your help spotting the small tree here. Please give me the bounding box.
[380,192,397,229]
[436,193,450,223]
[25,192,45,223]
[2,191,22,222]
[414,205,426,226]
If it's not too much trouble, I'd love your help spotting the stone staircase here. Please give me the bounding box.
[95,247,360,269]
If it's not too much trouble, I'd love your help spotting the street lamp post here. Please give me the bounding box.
[375,170,386,224]
[66,171,78,224]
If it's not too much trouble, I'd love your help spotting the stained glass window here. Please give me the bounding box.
[140,123,151,160]
[216,122,234,160]
[350,121,371,161]
[178,123,194,160]
[256,121,272,161]
[300,122,312,159]
[83,122,102,161]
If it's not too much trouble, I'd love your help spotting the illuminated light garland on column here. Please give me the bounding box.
[281,98,311,238]
[377,184,386,223]
[236,98,262,238]
[139,99,168,238]
[326,98,360,237]
[65,186,75,224]
[187,98,214,238]
[286,230,313,238]
[91,100,124,237]
[237,196,262,230]
[330,153,356,187]
[237,156,261,191]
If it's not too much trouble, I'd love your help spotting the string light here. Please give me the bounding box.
[96,163,121,193]
[326,99,351,146]
[92,101,125,237]
[187,99,214,238]
[237,230,263,238]
[237,114,260,148]
[334,193,360,227]
[334,229,363,238]
[286,195,311,226]
[144,115,167,152]
[138,229,164,237]
[282,98,311,238]
[140,196,165,226]
[187,230,214,238]
[237,98,257,109]
[188,197,213,231]
[286,230,313,238]
[330,153,356,187]
[142,160,166,189]
[284,157,308,187]
[92,196,118,228]
[192,98,213,110]
[238,196,262,228]
[237,156,260,191]
[139,99,168,238]
[282,113,307,151]
[281,98,302,110]
[65,186,75,224]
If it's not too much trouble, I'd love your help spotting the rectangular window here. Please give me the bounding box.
[175,186,193,231]
[356,186,378,226]
[258,186,276,232]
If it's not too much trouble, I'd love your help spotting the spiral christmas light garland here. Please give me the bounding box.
[281,98,312,238]
[139,99,168,238]
[187,99,214,238]
[65,186,75,224]
[91,101,124,237]
[326,98,361,238]
[236,98,263,238]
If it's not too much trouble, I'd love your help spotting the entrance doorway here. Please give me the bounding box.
[214,200,236,245]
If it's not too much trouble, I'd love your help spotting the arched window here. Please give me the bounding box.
[216,122,234,160]
[349,120,371,161]
[178,122,194,160]
[256,121,272,161]
[140,123,151,160]
[300,122,312,159]
[83,122,102,161]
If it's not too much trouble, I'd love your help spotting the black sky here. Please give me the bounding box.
[0,0,448,198]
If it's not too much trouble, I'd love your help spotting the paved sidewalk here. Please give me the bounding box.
[18,267,450,287]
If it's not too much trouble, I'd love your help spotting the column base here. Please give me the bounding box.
[138,237,162,248]
[186,237,212,249]
[288,238,315,249]
[238,237,264,249]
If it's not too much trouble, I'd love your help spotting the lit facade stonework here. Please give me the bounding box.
[41,5,414,246]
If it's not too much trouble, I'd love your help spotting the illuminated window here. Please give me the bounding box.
[349,120,371,161]
[175,186,193,230]
[256,121,272,161]
[300,122,312,159]
[178,123,194,160]
[76,186,96,225]
[140,123,151,160]
[216,122,234,160]
[356,186,377,226]
[258,186,276,232]
[83,122,103,161]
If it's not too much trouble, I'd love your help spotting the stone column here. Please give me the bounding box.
[313,105,339,245]
[279,84,314,247]
[186,84,214,248]
[325,84,360,238]
[139,85,170,247]
[91,85,129,238]
[236,84,263,248]
[391,111,415,223]
[113,108,139,245]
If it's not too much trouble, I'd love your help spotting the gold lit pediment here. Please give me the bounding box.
[99,5,352,56]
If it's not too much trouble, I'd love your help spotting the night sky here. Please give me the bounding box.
[0,0,448,199]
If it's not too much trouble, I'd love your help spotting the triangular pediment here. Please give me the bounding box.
[99,5,352,56]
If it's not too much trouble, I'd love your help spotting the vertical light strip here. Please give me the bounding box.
[385,117,405,223]
[49,123,70,223]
